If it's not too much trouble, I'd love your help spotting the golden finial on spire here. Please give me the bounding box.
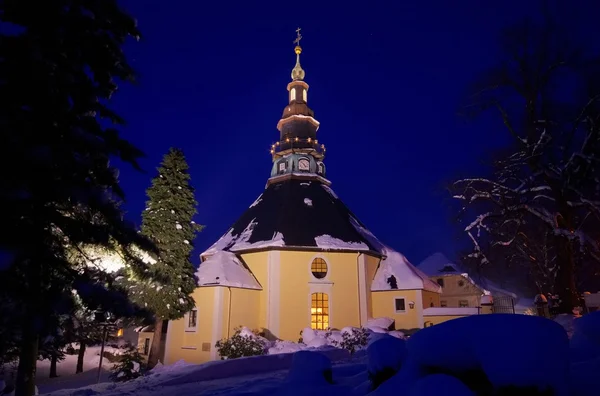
[291,27,305,81]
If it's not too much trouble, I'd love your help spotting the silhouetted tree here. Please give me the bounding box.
[0,1,154,395]
[451,11,600,313]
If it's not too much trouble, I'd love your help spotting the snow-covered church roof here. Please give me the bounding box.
[195,251,261,290]
[202,179,381,257]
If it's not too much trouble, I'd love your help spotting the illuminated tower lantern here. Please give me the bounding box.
[157,29,442,365]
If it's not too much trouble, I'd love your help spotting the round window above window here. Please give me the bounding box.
[311,258,328,279]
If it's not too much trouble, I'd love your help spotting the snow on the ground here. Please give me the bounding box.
[1,345,117,395]
[5,313,600,396]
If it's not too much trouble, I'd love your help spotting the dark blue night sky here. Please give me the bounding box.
[113,1,597,266]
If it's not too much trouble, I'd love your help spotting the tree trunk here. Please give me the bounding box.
[49,354,58,378]
[554,235,579,314]
[147,319,164,369]
[76,342,86,374]
[15,326,38,396]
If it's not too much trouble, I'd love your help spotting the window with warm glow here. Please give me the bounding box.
[290,88,296,101]
[116,328,123,337]
[311,258,328,279]
[303,89,307,102]
[311,292,329,330]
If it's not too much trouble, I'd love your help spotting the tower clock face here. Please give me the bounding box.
[298,159,310,171]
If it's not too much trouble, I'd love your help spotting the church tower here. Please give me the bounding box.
[269,28,327,181]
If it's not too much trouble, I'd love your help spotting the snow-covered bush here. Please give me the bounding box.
[286,350,333,385]
[373,314,571,396]
[110,345,145,382]
[367,336,406,391]
[329,327,369,355]
[215,327,267,360]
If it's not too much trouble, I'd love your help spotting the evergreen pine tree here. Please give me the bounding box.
[131,148,203,368]
[0,2,154,395]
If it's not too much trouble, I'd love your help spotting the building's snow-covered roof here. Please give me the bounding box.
[418,252,463,277]
[417,252,518,299]
[371,247,442,293]
[202,179,381,258]
[195,251,262,290]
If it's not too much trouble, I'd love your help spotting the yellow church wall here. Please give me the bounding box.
[371,289,422,330]
[275,251,365,341]
[364,254,381,320]
[422,290,441,308]
[240,251,269,329]
[221,287,261,339]
[163,286,216,365]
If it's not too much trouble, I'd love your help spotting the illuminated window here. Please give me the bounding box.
[116,328,124,337]
[290,88,296,101]
[303,89,307,102]
[311,258,328,279]
[311,292,329,330]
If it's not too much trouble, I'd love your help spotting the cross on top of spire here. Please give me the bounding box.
[294,27,302,46]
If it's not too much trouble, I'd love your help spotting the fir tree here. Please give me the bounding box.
[0,1,154,395]
[131,148,203,368]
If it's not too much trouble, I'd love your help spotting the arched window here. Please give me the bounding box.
[290,88,296,101]
[303,89,307,102]
[311,292,329,330]
[311,257,328,279]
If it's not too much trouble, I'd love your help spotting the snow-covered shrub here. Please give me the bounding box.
[329,327,369,355]
[373,314,570,396]
[110,345,145,382]
[286,351,333,385]
[215,327,267,360]
[367,336,406,391]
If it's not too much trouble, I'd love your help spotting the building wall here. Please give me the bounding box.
[163,286,216,365]
[371,289,422,330]
[274,250,365,341]
[222,287,261,339]
[240,251,269,330]
[422,290,441,308]
[432,274,483,308]
[364,254,381,320]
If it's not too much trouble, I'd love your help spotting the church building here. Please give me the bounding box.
[158,32,443,365]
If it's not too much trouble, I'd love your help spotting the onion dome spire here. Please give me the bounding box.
[291,27,305,81]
